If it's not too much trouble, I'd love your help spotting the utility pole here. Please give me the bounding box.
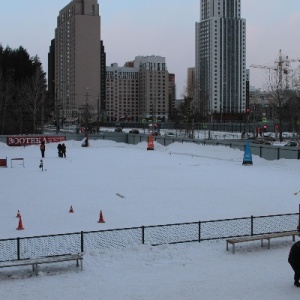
[55,87,60,134]
[97,94,100,133]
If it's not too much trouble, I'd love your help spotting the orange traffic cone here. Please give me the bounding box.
[98,210,105,223]
[16,210,21,218]
[69,205,74,213]
[17,216,24,230]
[147,133,154,150]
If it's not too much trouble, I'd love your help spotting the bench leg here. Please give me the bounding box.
[76,258,83,271]
[293,235,296,242]
[232,244,235,254]
[226,242,228,251]
[261,239,263,247]
[32,264,38,275]
[267,239,270,249]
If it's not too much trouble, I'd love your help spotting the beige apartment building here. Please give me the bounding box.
[137,56,169,122]
[106,63,139,122]
[52,0,101,125]
[106,56,170,123]
[187,67,195,98]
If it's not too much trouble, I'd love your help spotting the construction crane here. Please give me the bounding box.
[250,50,300,142]
[250,49,300,89]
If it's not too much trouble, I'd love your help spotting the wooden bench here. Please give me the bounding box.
[0,253,83,275]
[11,158,25,168]
[226,230,299,254]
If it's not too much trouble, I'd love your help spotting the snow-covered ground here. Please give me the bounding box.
[0,138,300,299]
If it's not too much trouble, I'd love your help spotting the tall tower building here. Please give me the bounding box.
[187,67,195,98]
[106,63,139,122]
[168,73,176,119]
[50,0,101,127]
[105,56,170,123]
[136,56,169,122]
[195,0,246,120]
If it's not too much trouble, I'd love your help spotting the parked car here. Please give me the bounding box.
[284,141,299,147]
[129,129,140,134]
[251,138,271,145]
[152,131,161,136]
[263,135,277,142]
[114,127,122,132]
[165,132,175,137]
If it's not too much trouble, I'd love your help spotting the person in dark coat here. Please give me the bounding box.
[57,143,62,157]
[61,143,66,158]
[288,241,300,287]
[40,141,45,158]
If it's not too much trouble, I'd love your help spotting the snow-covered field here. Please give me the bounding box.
[0,138,300,299]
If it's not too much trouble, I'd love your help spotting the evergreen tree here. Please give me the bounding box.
[0,45,48,134]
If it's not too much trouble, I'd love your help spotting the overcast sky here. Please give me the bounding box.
[1,0,300,98]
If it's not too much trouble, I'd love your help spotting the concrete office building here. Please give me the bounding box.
[168,73,176,119]
[137,56,169,122]
[49,0,101,126]
[106,63,139,122]
[195,0,246,120]
[187,67,195,98]
[105,56,169,123]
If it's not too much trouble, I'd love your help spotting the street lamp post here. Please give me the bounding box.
[97,94,100,133]
[56,102,61,134]
[55,86,60,134]
[208,112,211,139]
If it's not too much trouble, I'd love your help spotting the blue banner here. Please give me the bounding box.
[243,140,253,165]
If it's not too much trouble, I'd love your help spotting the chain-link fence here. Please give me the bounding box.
[0,213,298,262]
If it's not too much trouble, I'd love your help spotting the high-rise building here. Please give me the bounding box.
[105,56,169,123]
[49,0,101,128]
[168,73,176,119]
[136,56,169,122]
[106,63,139,122]
[195,0,246,120]
[187,67,195,98]
[100,40,106,113]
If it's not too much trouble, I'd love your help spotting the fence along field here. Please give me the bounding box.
[0,212,298,262]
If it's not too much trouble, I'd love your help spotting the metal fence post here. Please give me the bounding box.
[198,221,201,242]
[17,238,20,260]
[251,215,254,236]
[81,231,84,253]
[142,226,145,244]
[260,146,262,158]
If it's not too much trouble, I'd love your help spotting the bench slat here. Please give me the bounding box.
[0,254,83,274]
[226,231,299,254]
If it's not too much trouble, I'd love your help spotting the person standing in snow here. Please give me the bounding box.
[40,141,45,158]
[288,241,300,287]
[57,143,62,157]
[61,143,66,158]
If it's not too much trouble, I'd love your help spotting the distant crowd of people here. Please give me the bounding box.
[39,141,66,158]
[57,143,66,158]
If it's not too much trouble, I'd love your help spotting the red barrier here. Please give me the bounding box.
[0,157,7,168]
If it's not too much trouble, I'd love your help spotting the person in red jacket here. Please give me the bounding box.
[40,141,45,158]
[288,241,300,287]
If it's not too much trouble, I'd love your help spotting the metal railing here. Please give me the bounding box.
[0,212,298,262]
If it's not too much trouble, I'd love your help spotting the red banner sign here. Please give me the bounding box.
[7,136,66,146]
